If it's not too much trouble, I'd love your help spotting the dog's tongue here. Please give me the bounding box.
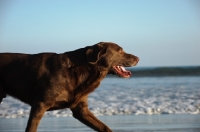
[119,66,131,74]
[116,66,132,78]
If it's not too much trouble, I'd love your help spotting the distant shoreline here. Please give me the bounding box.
[107,66,200,77]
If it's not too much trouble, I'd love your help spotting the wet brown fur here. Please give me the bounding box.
[0,42,139,132]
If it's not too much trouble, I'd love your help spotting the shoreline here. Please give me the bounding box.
[107,66,200,77]
[1,76,200,118]
[0,114,200,132]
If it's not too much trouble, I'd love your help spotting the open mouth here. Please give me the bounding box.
[112,65,132,78]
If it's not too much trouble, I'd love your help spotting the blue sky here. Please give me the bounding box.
[0,0,200,66]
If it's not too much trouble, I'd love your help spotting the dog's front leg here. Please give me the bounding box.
[25,102,49,132]
[71,102,112,132]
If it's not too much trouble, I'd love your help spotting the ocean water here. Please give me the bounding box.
[0,76,200,117]
[0,76,200,131]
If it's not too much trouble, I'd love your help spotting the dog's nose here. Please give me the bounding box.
[136,56,140,62]
[132,56,140,66]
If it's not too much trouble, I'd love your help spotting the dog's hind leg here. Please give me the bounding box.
[25,102,50,132]
[0,83,6,104]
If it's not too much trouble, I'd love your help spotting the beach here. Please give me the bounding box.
[0,76,200,131]
[0,114,200,132]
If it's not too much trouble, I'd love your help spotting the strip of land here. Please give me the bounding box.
[108,66,200,77]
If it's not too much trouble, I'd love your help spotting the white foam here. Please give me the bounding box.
[0,77,200,118]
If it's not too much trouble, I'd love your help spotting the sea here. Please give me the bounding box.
[0,67,200,132]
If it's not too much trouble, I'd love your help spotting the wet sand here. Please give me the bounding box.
[0,114,200,132]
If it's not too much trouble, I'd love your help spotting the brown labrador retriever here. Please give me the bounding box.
[0,42,139,132]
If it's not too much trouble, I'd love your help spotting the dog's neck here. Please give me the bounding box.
[62,47,108,89]
[63,47,88,67]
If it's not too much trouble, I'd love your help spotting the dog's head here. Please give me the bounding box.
[86,42,139,78]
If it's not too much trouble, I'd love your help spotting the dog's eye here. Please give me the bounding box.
[119,49,124,53]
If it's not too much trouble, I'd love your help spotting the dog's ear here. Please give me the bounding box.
[86,43,106,64]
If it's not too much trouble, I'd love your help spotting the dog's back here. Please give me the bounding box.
[0,53,57,105]
[0,53,28,102]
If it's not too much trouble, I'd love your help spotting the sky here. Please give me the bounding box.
[0,0,200,67]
